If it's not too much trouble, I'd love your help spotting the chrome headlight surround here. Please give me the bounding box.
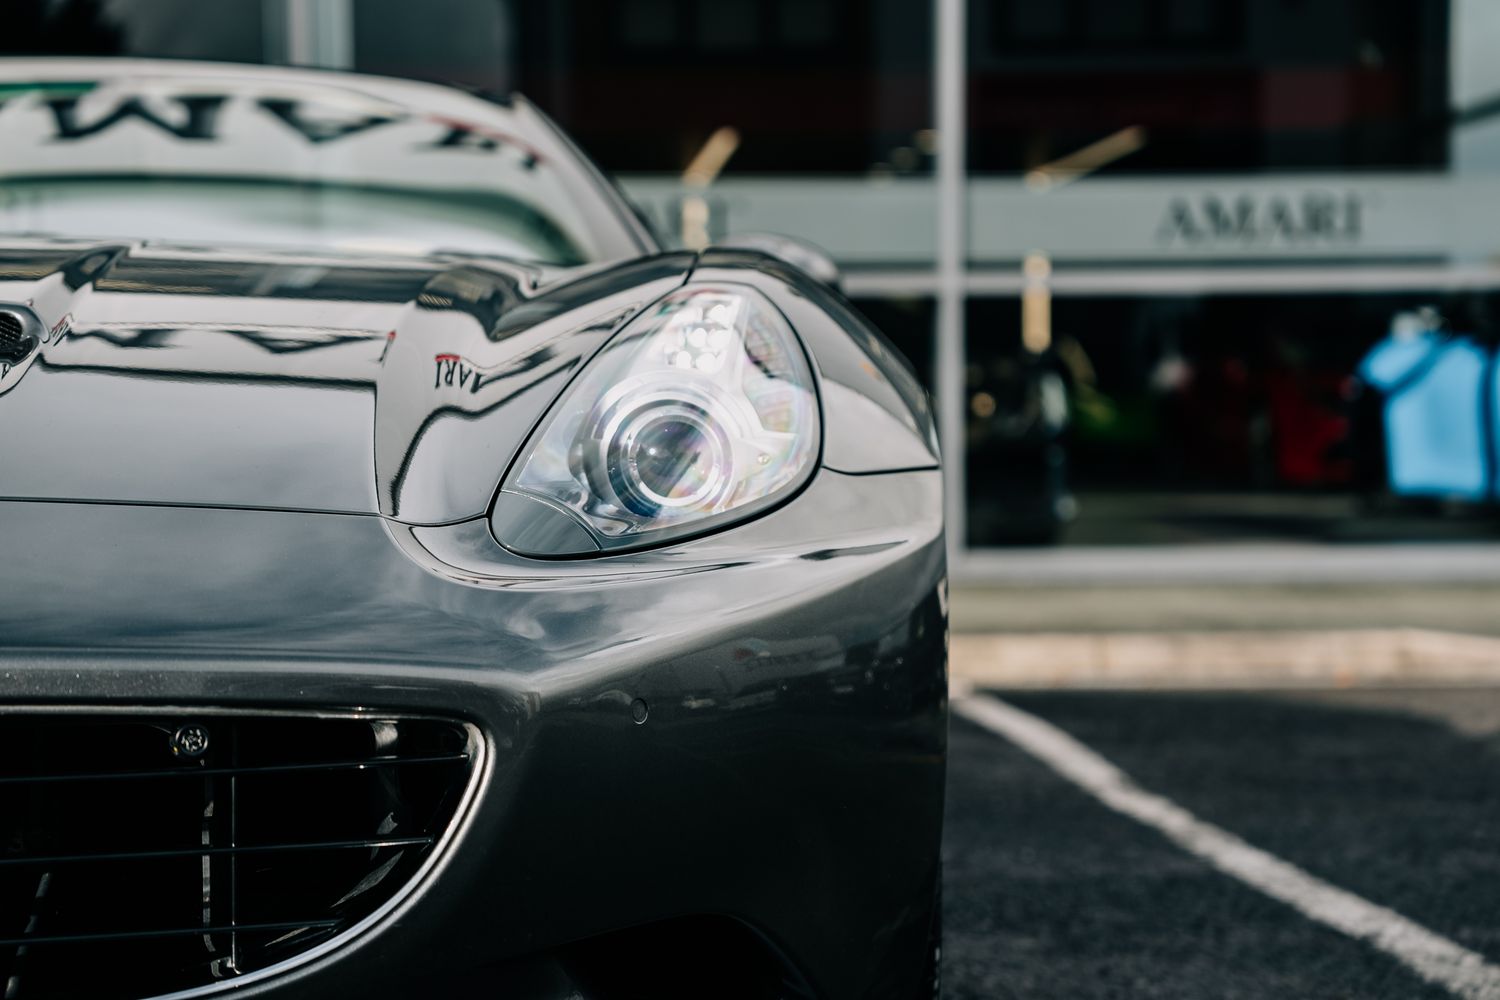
[492,283,821,556]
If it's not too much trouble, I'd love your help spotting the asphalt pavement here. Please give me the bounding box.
[940,687,1500,1000]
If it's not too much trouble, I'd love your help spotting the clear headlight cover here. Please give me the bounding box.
[502,284,820,550]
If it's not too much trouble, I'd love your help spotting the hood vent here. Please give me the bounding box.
[0,711,479,999]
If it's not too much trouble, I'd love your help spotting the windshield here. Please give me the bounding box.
[0,60,650,264]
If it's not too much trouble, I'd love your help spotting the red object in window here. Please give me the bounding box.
[1266,369,1354,486]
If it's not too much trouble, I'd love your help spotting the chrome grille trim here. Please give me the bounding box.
[0,707,485,1000]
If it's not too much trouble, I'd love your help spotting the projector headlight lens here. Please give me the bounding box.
[502,284,820,551]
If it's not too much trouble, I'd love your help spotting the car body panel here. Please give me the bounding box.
[0,57,946,1000]
[694,251,940,475]
[0,242,934,523]
[0,240,695,521]
[0,466,945,1000]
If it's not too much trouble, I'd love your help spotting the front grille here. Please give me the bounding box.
[0,712,478,1000]
[0,311,20,340]
[0,311,31,362]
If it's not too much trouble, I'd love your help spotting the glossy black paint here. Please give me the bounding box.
[0,60,946,1000]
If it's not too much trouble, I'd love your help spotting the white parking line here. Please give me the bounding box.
[954,693,1500,1000]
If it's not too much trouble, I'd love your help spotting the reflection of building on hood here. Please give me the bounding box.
[0,60,616,262]
[14,245,580,393]
[16,247,431,385]
[0,72,545,186]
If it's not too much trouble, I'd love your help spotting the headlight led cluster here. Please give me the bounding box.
[497,284,819,554]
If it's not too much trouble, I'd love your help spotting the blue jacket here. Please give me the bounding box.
[1358,329,1498,500]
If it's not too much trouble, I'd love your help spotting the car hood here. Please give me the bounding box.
[0,239,694,523]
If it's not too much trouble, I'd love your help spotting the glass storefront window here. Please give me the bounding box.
[962,0,1500,549]
[516,0,932,175]
[967,0,1447,176]
[515,0,937,263]
[3,0,266,62]
[966,290,1500,548]
[352,0,512,93]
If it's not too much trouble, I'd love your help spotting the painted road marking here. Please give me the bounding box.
[954,693,1500,1000]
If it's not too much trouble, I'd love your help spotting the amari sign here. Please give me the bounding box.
[620,173,1489,268]
[963,178,1405,264]
[1156,192,1365,247]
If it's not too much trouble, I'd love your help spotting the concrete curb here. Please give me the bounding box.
[951,629,1500,689]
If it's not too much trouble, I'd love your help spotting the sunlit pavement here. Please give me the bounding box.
[941,688,1500,1000]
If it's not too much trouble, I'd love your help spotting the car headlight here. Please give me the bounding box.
[493,284,820,555]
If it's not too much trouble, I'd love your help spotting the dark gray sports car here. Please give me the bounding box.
[0,59,946,1000]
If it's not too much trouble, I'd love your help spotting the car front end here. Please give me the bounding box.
[0,59,946,1000]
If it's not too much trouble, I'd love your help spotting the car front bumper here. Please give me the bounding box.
[0,467,946,1000]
